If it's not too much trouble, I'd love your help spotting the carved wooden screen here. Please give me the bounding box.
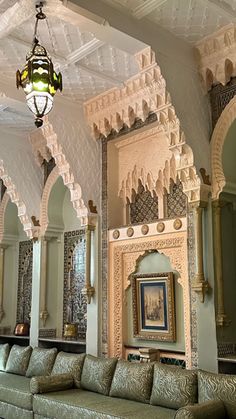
[0,180,6,201]
[130,180,159,224]
[166,179,187,218]
[209,78,236,130]
[16,240,33,323]
[63,230,87,340]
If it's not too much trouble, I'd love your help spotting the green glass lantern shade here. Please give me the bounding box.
[16,40,62,128]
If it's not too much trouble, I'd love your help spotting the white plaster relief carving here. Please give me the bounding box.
[40,166,60,236]
[0,162,33,237]
[40,120,88,224]
[29,129,52,167]
[211,96,236,200]
[108,233,191,368]
[195,24,236,90]
[84,47,202,203]
[0,193,9,243]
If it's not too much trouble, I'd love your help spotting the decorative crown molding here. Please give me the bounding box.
[195,24,236,90]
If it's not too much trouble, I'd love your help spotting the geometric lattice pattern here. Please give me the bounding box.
[63,230,87,340]
[166,178,187,218]
[130,180,159,224]
[16,240,33,324]
[209,77,236,130]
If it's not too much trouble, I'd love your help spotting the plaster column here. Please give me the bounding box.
[0,245,6,322]
[40,237,49,327]
[212,200,229,327]
[30,240,41,347]
[192,202,209,302]
[82,224,95,304]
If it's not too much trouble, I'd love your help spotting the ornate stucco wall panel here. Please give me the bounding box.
[196,24,236,91]
[85,47,204,204]
[108,230,192,368]
[47,99,101,216]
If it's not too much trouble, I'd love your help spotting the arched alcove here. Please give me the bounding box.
[42,176,87,341]
[217,118,236,344]
[125,251,184,354]
[1,198,29,332]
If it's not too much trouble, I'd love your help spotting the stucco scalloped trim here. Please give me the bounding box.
[84,47,201,203]
[40,166,59,236]
[40,120,88,224]
[0,193,9,242]
[0,161,33,237]
[211,95,236,200]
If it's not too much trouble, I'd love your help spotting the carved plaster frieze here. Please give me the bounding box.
[84,47,202,204]
[211,96,236,200]
[40,120,89,225]
[0,162,34,238]
[195,24,236,90]
[0,193,9,243]
[108,232,192,368]
[40,166,59,236]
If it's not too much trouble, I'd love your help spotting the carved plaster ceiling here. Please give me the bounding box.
[102,0,236,43]
[0,0,141,129]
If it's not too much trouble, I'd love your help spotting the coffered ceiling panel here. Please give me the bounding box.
[102,0,236,43]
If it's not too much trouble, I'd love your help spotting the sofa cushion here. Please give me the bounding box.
[175,400,226,419]
[26,347,57,377]
[52,351,85,388]
[0,401,33,419]
[5,344,32,376]
[150,363,197,409]
[33,389,176,419]
[198,369,236,419]
[30,373,74,394]
[0,343,10,371]
[109,360,153,404]
[0,371,32,410]
[81,355,117,396]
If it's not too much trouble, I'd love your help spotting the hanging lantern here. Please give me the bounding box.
[16,3,62,128]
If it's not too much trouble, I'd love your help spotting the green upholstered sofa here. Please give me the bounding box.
[0,344,236,419]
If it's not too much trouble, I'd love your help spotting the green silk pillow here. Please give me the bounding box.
[109,360,154,404]
[81,355,117,395]
[5,344,32,376]
[26,347,57,377]
[0,343,10,371]
[198,369,236,419]
[51,351,85,388]
[150,363,197,409]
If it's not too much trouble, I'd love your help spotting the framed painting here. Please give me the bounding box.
[132,272,176,342]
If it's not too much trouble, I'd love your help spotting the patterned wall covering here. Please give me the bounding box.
[166,179,187,218]
[209,78,236,130]
[130,180,159,224]
[63,230,87,340]
[16,240,33,323]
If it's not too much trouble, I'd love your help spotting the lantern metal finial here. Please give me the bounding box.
[16,2,62,128]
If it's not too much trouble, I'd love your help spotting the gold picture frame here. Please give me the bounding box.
[132,272,176,342]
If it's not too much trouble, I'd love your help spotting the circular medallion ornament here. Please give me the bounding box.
[173,218,182,230]
[157,222,165,233]
[141,224,149,235]
[113,229,120,239]
[127,227,134,237]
